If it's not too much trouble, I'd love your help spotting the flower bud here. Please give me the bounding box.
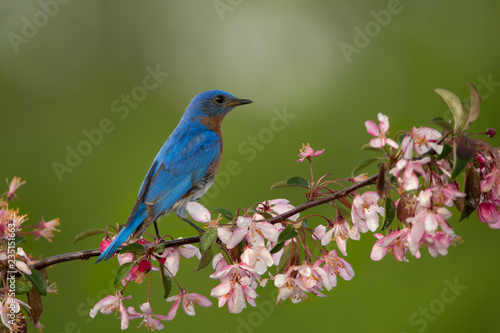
[477,202,499,224]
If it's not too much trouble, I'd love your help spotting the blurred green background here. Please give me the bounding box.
[1,0,500,332]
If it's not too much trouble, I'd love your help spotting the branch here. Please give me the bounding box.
[30,174,378,271]
[31,236,201,271]
[266,174,378,224]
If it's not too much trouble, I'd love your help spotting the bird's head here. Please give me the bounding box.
[185,90,252,129]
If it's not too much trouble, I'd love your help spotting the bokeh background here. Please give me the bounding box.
[1,0,500,332]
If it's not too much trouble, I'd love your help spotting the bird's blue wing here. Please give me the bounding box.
[143,129,221,217]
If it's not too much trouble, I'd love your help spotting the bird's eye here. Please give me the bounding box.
[214,95,225,104]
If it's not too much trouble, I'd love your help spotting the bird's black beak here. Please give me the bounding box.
[234,98,253,106]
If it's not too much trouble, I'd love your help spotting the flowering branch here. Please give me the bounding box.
[2,82,499,332]
[29,175,378,272]
[30,236,202,271]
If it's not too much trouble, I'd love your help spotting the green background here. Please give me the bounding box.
[1,1,500,332]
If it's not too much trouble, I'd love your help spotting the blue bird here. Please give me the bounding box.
[96,90,252,262]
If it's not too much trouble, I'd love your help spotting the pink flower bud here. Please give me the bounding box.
[99,238,113,253]
[138,260,152,273]
[486,128,496,138]
[478,202,499,224]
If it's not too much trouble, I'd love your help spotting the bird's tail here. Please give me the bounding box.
[95,203,148,263]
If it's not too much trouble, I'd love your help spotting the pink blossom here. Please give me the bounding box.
[218,216,280,249]
[297,143,324,162]
[407,189,455,245]
[1,296,30,331]
[423,231,453,257]
[316,250,354,286]
[389,157,430,191]
[274,264,326,303]
[371,228,411,262]
[351,191,385,233]
[430,183,466,207]
[402,127,443,159]
[210,262,259,313]
[89,293,131,330]
[256,199,300,222]
[313,219,350,256]
[0,247,33,275]
[158,241,201,277]
[241,246,274,274]
[32,217,60,242]
[186,202,221,228]
[0,210,27,239]
[117,254,156,285]
[99,237,114,254]
[13,247,32,275]
[5,177,25,201]
[166,290,212,320]
[127,302,168,330]
[365,113,399,149]
[477,202,500,229]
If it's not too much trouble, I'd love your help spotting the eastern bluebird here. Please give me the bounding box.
[96,90,252,262]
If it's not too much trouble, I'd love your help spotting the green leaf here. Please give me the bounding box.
[398,133,408,144]
[212,207,234,220]
[249,209,273,220]
[219,246,233,265]
[275,242,292,275]
[159,266,172,299]
[287,176,309,188]
[270,176,309,190]
[270,242,284,254]
[438,143,452,160]
[277,225,298,244]
[381,197,396,231]
[200,228,218,254]
[154,242,166,254]
[72,228,106,246]
[27,287,43,324]
[434,88,469,134]
[301,218,309,228]
[15,280,33,295]
[351,157,380,177]
[114,262,134,286]
[336,203,352,225]
[361,143,383,152]
[119,243,146,254]
[194,246,214,272]
[25,269,47,296]
[14,236,26,247]
[451,157,470,180]
[431,117,453,131]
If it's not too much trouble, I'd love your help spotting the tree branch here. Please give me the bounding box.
[30,174,378,271]
[31,236,201,271]
[266,174,378,224]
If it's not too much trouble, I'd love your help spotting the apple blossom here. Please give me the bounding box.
[365,113,399,149]
[166,290,212,320]
[297,143,324,162]
[128,302,168,330]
